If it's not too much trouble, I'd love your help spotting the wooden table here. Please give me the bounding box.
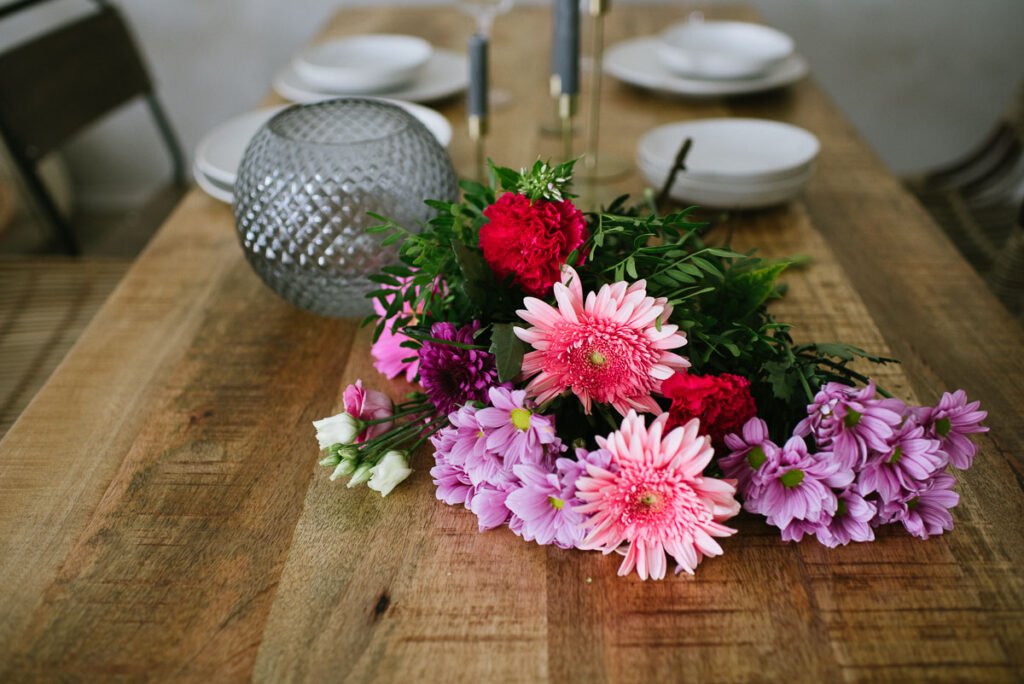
[2,5,1022,682]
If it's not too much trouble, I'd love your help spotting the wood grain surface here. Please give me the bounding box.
[1,5,1022,682]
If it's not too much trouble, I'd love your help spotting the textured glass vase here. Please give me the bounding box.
[233,99,458,317]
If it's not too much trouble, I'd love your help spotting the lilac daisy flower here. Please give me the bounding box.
[506,463,585,549]
[824,489,877,546]
[780,512,831,544]
[470,481,516,531]
[795,382,904,468]
[918,390,988,470]
[876,472,959,539]
[557,447,614,497]
[476,387,560,466]
[720,417,779,498]
[857,418,945,501]
[751,436,854,529]
[418,321,500,415]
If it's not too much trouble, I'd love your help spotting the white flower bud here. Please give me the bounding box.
[329,458,356,481]
[367,450,413,497]
[313,413,362,449]
[346,463,373,488]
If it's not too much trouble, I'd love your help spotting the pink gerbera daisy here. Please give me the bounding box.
[575,411,740,580]
[514,267,689,415]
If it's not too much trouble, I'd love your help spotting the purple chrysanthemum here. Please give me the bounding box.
[795,382,904,468]
[917,390,988,470]
[506,463,585,549]
[824,489,877,546]
[748,436,854,529]
[418,321,500,415]
[857,418,945,501]
[476,387,560,467]
[875,472,959,539]
[720,417,779,498]
[470,481,516,531]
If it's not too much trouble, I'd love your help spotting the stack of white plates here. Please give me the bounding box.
[606,20,808,98]
[638,118,820,209]
[192,99,453,204]
[274,33,468,104]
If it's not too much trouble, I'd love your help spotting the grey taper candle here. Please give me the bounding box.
[467,32,489,119]
[555,0,580,95]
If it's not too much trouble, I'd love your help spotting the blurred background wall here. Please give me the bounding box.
[1,0,1022,210]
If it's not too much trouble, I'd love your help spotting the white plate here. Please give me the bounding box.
[193,163,233,204]
[294,34,433,94]
[194,99,452,188]
[606,37,808,98]
[657,21,793,80]
[275,49,468,104]
[638,158,813,209]
[637,118,820,183]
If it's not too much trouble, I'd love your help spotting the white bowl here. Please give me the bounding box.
[639,158,813,209]
[294,34,433,94]
[637,118,820,184]
[657,21,794,80]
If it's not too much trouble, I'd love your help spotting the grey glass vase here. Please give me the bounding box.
[233,99,458,318]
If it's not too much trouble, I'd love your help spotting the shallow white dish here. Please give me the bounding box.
[193,163,234,204]
[639,158,812,209]
[637,118,820,183]
[194,99,452,189]
[275,49,468,104]
[294,34,433,94]
[657,21,794,80]
[606,37,807,98]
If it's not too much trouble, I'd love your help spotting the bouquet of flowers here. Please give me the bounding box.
[313,160,987,580]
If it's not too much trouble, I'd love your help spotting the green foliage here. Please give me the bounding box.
[363,159,896,442]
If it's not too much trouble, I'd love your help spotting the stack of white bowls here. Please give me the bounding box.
[637,118,820,209]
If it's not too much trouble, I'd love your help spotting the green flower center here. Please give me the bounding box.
[510,408,532,431]
[589,350,607,367]
[935,417,952,438]
[747,446,767,469]
[888,446,903,464]
[836,499,848,517]
[548,495,565,510]
[780,469,805,488]
[638,491,665,511]
[907,497,920,510]
[844,409,862,428]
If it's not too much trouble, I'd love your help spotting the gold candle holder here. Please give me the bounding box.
[469,114,488,182]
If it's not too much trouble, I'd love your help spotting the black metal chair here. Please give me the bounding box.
[0,0,185,255]
[905,84,1024,317]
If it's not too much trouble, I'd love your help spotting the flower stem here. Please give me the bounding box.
[362,403,431,425]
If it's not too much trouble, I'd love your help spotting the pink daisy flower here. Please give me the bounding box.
[575,411,740,580]
[876,472,959,539]
[476,387,561,466]
[857,418,945,501]
[514,266,690,415]
[720,417,779,498]
[795,382,904,467]
[917,389,988,470]
[505,463,585,549]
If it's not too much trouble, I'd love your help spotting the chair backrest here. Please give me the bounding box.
[0,4,153,163]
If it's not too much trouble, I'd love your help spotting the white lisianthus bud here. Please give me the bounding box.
[367,450,413,497]
[346,463,373,488]
[329,458,356,481]
[313,412,362,449]
[319,452,341,467]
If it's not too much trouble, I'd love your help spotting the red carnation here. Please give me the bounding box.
[479,192,588,297]
[661,372,757,444]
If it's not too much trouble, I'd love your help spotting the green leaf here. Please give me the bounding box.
[451,239,491,311]
[489,323,527,382]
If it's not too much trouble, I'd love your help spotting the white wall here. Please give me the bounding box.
[2,0,1022,209]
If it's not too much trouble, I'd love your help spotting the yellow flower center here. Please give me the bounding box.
[589,350,607,367]
[510,408,533,431]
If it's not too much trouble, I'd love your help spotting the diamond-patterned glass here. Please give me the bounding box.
[233,99,459,317]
